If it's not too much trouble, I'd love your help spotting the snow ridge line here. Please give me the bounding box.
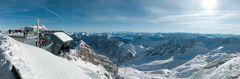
[0,35,34,79]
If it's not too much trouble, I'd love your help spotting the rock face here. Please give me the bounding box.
[68,40,123,79]
[71,33,138,64]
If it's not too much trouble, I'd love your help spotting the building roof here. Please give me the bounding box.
[25,25,48,30]
[53,32,73,42]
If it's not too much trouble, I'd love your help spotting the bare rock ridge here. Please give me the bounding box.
[64,40,123,79]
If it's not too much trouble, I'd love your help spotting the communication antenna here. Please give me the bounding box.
[36,18,40,47]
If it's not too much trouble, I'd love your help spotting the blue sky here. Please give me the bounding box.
[1,0,240,34]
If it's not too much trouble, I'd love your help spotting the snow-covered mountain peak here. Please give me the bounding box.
[75,40,93,54]
[80,40,86,45]
[70,40,123,79]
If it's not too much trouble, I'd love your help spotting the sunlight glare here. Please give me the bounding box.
[202,0,217,10]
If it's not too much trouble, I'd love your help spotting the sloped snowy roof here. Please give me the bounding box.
[53,32,73,42]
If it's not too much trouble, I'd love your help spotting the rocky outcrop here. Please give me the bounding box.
[68,40,123,79]
[71,33,138,64]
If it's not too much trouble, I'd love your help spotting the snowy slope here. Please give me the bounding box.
[0,34,98,79]
[70,32,240,79]
[67,40,121,79]
[207,56,240,79]
[119,48,240,79]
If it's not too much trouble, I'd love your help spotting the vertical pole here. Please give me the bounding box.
[36,19,40,47]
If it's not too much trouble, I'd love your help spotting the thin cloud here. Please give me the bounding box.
[24,0,66,21]
[41,7,66,21]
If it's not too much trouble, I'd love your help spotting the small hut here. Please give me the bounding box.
[51,32,73,55]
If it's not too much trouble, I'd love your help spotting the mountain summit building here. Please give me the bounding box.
[7,20,73,55]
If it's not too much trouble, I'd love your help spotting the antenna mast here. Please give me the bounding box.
[36,18,40,47]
